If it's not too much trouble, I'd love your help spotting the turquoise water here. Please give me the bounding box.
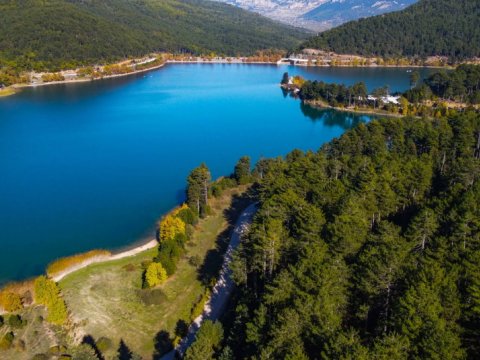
[0,64,433,284]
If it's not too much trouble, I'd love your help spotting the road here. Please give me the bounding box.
[161,203,257,359]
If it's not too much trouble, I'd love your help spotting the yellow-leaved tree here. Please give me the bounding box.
[145,262,167,288]
[159,214,186,242]
[0,291,22,312]
[34,276,68,325]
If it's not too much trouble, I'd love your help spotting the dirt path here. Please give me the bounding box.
[161,203,258,360]
[52,239,158,282]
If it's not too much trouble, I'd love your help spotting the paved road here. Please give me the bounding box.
[161,203,258,360]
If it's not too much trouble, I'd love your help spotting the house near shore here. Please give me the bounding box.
[367,95,400,105]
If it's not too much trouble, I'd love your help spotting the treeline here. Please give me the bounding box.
[144,157,254,288]
[211,111,480,359]
[299,79,368,108]
[301,0,480,61]
[405,65,480,104]
[0,0,305,75]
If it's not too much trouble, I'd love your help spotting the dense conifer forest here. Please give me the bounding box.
[214,111,480,359]
[301,0,480,60]
[0,0,306,71]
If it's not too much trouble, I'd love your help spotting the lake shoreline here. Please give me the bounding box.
[1,60,448,98]
[304,99,406,118]
[51,238,158,282]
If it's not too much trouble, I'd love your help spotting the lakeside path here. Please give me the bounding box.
[51,239,158,282]
[161,203,258,360]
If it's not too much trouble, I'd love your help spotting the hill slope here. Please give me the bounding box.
[301,0,480,59]
[0,0,306,70]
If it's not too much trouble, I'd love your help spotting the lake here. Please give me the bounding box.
[0,64,433,284]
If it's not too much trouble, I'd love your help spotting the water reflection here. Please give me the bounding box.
[300,102,371,129]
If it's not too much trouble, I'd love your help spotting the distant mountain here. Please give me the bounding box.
[0,0,306,70]
[301,0,480,60]
[214,0,418,30]
[304,1,417,29]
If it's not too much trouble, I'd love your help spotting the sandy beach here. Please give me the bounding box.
[51,239,158,282]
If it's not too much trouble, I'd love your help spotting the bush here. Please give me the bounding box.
[0,291,23,312]
[49,345,67,354]
[8,314,26,328]
[122,263,136,272]
[176,206,198,225]
[190,289,210,322]
[0,332,14,350]
[189,255,201,268]
[145,262,167,288]
[96,337,113,352]
[41,73,65,83]
[0,315,3,327]
[138,289,167,305]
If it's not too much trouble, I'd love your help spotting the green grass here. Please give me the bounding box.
[58,187,248,358]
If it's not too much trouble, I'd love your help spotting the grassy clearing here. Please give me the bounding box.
[58,186,253,359]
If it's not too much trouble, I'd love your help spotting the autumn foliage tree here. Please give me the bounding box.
[145,262,168,288]
[34,276,68,325]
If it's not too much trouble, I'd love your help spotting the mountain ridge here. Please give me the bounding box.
[0,0,306,71]
[214,0,417,30]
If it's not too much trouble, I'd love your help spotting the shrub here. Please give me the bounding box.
[0,291,22,312]
[0,332,14,350]
[41,73,65,83]
[138,289,166,305]
[189,255,201,268]
[145,262,167,288]
[8,314,26,328]
[176,206,198,225]
[122,263,136,272]
[48,345,67,354]
[96,337,113,352]
[190,289,210,322]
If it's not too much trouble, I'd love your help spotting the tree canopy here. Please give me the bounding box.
[0,0,306,73]
[301,0,480,60]
[222,110,480,358]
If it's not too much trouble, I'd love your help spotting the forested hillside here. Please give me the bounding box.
[0,0,306,71]
[220,111,480,358]
[301,0,480,60]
